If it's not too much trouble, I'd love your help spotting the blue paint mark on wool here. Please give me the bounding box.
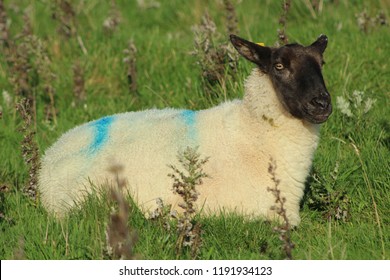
[181,110,196,127]
[89,116,115,154]
[180,110,197,143]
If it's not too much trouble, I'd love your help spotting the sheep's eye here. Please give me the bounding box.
[275,63,284,70]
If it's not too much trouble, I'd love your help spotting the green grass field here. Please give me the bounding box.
[0,0,389,260]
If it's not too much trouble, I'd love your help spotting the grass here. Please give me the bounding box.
[0,0,389,260]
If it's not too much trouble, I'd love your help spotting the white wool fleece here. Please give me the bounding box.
[39,68,320,225]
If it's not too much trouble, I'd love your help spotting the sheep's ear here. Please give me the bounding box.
[230,34,272,72]
[310,34,328,54]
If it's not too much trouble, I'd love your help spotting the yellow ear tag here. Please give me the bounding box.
[256,42,265,46]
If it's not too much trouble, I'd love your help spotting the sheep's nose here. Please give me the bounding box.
[311,93,330,109]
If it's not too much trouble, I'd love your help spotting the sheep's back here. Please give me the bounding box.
[39,108,200,215]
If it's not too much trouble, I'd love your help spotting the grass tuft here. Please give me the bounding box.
[349,138,386,260]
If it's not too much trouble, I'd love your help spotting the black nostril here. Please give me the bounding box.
[311,97,328,109]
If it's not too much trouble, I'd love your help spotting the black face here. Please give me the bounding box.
[230,34,332,124]
[268,44,332,123]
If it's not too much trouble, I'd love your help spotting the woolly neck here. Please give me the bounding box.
[243,68,293,126]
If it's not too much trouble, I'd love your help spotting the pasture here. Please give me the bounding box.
[0,0,389,259]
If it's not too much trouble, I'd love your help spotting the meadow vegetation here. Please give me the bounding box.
[0,0,389,260]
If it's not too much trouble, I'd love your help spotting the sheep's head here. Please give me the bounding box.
[230,34,332,124]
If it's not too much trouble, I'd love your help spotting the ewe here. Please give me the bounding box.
[39,35,332,226]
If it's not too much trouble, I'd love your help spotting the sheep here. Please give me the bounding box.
[39,34,332,226]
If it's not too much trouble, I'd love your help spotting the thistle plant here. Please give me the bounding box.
[72,60,86,105]
[191,9,239,98]
[105,188,138,260]
[336,90,377,134]
[105,164,138,260]
[123,40,138,94]
[6,36,34,116]
[0,184,10,223]
[267,158,294,260]
[336,90,376,119]
[356,9,388,33]
[277,0,292,45]
[103,0,121,35]
[223,0,239,35]
[51,0,77,38]
[168,146,208,259]
[27,34,57,124]
[306,163,350,222]
[3,11,57,124]
[16,98,40,202]
[149,197,174,231]
[0,0,11,48]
